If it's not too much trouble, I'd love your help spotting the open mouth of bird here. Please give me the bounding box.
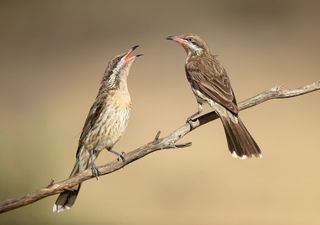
[123,45,142,61]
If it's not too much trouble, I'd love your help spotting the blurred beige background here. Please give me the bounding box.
[0,0,320,224]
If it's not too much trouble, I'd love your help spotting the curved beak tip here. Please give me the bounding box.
[132,45,139,51]
[123,45,142,61]
[166,36,174,40]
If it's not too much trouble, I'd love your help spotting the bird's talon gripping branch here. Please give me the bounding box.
[108,149,126,162]
[91,164,100,180]
[186,117,198,130]
[117,152,126,162]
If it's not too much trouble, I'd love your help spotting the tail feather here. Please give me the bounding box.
[53,163,81,213]
[53,149,101,212]
[220,115,261,159]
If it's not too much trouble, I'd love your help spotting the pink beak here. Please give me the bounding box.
[122,45,142,62]
[166,35,187,44]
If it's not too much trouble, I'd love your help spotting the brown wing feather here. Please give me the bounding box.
[76,94,106,157]
[186,56,238,114]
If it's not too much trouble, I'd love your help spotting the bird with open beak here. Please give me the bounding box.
[53,45,142,212]
[167,34,261,159]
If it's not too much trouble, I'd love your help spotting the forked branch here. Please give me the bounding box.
[0,80,319,214]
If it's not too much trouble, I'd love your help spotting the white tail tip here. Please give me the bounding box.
[231,151,247,160]
[231,151,262,159]
[53,204,71,213]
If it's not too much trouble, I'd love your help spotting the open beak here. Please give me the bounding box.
[122,45,143,62]
[166,35,187,44]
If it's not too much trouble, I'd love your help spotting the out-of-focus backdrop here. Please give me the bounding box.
[0,1,319,224]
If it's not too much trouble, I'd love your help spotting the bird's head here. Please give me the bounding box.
[166,34,210,57]
[103,45,142,89]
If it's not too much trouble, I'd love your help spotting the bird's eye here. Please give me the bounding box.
[186,38,197,46]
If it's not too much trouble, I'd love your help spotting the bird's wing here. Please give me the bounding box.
[76,94,106,157]
[186,57,238,114]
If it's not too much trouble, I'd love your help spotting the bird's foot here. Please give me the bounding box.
[108,149,125,162]
[91,163,100,180]
[117,152,125,162]
[186,117,195,124]
[186,117,198,128]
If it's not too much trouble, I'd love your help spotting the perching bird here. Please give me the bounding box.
[167,34,261,159]
[53,45,142,213]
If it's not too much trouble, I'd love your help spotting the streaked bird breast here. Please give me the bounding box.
[84,97,131,151]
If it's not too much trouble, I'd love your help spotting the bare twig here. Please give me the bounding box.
[0,80,319,214]
[154,130,161,141]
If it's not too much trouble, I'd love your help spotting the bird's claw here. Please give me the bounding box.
[91,164,100,179]
[186,117,198,130]
[186,117,196,125]
[117,152,125,162]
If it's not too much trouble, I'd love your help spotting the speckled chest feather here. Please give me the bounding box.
[83,89,131,151]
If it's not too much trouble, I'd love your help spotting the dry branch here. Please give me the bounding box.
[0,80,319,214]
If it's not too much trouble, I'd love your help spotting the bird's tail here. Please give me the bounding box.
[219,114,261,159]
[53,163,81,213]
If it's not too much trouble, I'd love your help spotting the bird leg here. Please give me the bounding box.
[186,104,203,124]
[108,149,125,162]
[89,150,99,179]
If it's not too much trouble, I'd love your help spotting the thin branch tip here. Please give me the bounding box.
[46,179,55,188]
[154,130,161,140]
[175,142,192,148]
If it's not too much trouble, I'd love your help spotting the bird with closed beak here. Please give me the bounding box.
[53,45,142,213]
[167,34,261,159]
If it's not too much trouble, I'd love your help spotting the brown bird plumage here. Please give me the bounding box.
[53,45,141,212]
[167,34,261,159]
